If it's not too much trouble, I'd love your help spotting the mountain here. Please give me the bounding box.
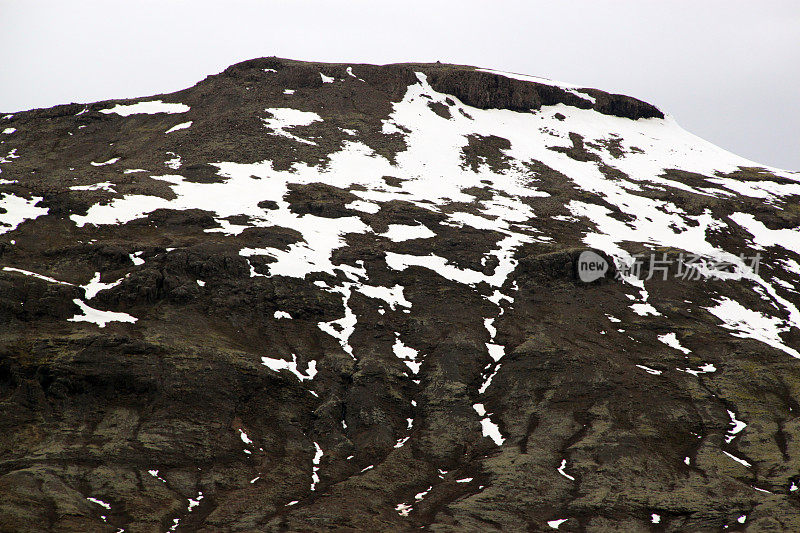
[1,57,800,532]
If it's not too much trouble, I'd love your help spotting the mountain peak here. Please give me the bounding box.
[217,56,665,120]
[1,58,799,531]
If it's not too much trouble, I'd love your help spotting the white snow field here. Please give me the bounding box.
[9,66,791,444]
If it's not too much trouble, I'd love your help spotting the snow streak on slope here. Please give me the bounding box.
[165,121,193,134]
[100,101,190,116]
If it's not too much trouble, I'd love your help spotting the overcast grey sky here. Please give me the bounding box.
[1,0,798,170]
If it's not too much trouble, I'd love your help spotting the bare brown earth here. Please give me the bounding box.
[1,58,799,532]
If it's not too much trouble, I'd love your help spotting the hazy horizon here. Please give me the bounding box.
[2,0,797,170]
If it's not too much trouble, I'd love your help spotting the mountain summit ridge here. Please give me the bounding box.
[1,57,800,531]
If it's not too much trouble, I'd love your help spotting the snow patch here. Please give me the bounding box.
[557,459,575,481]
[261,353,317,381]
[311,442,323,491]
[725,410,747,443]
[635,364,663,376]
[82,272,123,299]
[68,299,137,328]
[90,157,119,167]
[164,152,181,170]
[707,297,800,358]
[381,223,436,242]
[86,497,111,510]
[262,108,322,145]
[0,194,49,234]
[730,212,800,252]
[723,450,752,468]
[392,337,421,374]
[165,121,192,134]
[100,100,189,116]
[346,67,364,81]
[658,332,691,354]
[345,200,380,213]
[357,284,411,310]
[70,182,116,192]
[473,403,504,445]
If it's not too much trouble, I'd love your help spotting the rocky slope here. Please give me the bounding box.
[1,57,800,532]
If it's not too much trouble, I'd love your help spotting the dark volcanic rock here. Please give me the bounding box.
[0,57,799,532]
[426,68,594,113]
[424,67,664,119]
[285,182,361,218]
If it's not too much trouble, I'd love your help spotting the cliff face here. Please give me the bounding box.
[1,57,800,532]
